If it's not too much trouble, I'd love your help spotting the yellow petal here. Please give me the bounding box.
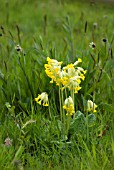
[78,58,82,62]
[38,100,41,105]
[34,98,38,102]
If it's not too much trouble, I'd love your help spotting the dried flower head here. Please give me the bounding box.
[4,137,12,147]
[89,42,96,49]
[93,22,98,29]
[102,38,107,43]
[15,44,23,52]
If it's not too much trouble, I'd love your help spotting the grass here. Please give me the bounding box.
[0,0,114,169]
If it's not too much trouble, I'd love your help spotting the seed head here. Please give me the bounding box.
[102,38,107,43]
[89,42,96,49]
[4,137,12,147]
[93,22,98,29]
[15,44,22,52]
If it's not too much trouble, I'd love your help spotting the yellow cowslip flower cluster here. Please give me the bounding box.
[45,57,87,93]
[44,57,63,86]
[63,96,75,116]
[87,100,97,113]
[35,92,49,106]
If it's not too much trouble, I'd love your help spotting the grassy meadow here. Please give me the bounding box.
[0,0,114,169]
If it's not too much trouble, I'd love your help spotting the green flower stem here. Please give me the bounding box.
[59,86,63,122]
[71,89,74,102]
[65,88,67,100]
[48,100,52,120]
[67,113,71,136]
[66,89,74,136]
[86,111,89,142]
[61,87,66,135]
[59,85,66,136]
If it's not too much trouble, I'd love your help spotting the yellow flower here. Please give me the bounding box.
[83,70,87,74]
[44,57,87,93]
[78,58,82,62]
[35,92,49,106]
[73,58,82,66]
[63,64,75,77]
[80,74,85,80]
[63,96,75,116]
[87,100,97,113]
[61,72,82,93]
[60,58,86,93]
[74,86,82,93]
[47,57,63,65]
[77,67,87,74]
[44,57,62,86]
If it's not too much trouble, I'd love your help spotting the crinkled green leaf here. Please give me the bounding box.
[69,111,85,135]
[87,113,96,127]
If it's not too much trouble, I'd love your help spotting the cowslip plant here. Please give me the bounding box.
[35,57,97,139]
